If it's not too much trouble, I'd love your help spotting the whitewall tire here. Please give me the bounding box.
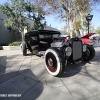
[44,47,65,76]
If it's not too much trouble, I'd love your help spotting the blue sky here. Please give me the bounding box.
[0,0,100,30]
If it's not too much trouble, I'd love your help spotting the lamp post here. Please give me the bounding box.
[86,14,93,33]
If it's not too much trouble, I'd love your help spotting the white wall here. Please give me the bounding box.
[0,12,15,45]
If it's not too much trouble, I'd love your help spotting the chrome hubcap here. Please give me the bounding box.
[48,58,53,67]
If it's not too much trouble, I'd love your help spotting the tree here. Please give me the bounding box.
[61,26,68,35]
[32,14,46,30]
[24,0,46,30]
[0,0,28,41]
[32,0,100,37]
[96,27,100,34]
[34,0,91,37]
[0,0,46,42]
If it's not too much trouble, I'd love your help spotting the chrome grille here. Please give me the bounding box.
[73,41,82,61]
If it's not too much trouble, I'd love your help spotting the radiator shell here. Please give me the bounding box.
[72,41,82,61]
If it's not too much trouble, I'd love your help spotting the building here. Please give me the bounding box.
[0,12,65,45]
[0,12,14,45]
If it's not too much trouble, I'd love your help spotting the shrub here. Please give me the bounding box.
[9,42,20,46]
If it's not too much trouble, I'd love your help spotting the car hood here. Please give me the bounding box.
[81,33,95,38]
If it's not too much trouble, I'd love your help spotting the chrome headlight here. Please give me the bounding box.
[83,45,87,52]
[65,47,72,56]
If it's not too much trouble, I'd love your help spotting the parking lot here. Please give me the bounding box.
[0,43,100,100]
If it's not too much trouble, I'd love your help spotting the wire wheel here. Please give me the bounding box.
[46,52,57,72]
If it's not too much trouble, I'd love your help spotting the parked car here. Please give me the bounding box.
[81,33,97,45]
[64,33,97,45]
[21,30,95,76]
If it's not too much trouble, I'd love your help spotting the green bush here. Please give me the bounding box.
[9,42,20,46]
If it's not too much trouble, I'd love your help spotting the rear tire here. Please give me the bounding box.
[83,45,95,61]
[21,42,27,56]
[44,47,65,77]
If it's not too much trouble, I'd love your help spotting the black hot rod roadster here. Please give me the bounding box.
[20,30,95,76]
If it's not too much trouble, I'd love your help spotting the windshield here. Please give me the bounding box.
[52,34,60,38]
[39,34,51,39]
[39,34,60,39]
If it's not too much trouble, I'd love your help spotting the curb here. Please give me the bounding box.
[0,46,20,50]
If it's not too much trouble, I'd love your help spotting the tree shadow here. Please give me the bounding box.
[60,61,87,78]
[0,55,43,100]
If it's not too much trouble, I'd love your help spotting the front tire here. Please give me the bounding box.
[83,45,95,61]
[44,47,65,77]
